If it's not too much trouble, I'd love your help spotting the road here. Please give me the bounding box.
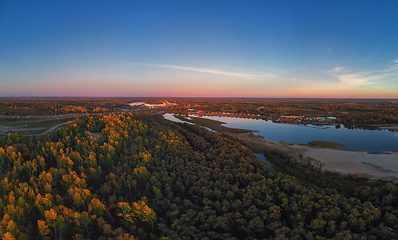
[0,108,154,137]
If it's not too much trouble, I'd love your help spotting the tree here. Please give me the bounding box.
[37,220,50,240]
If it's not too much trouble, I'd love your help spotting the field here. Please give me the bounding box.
[0,117,76,135]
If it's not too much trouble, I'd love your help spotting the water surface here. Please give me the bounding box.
[163,114,216,132]
[192,115,398,151]
[255,153,273,167]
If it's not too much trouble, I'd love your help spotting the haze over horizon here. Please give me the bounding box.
[0,1,397,98]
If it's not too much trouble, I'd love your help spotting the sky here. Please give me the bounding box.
[0,1,397,98]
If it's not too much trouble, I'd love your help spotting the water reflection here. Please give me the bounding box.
[164,113,398,151]
[163,113,194,125]
[192,115,398,151]
[255,153,273,167]
[163,114,216,132]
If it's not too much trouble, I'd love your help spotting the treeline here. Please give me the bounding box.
[0,112,397,239]
[168,98,265,115]
[168,98,398,125]
[336,109,398,125]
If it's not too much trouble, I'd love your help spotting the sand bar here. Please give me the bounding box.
[234,133,398,181]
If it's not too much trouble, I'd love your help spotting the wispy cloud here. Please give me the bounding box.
[328,66,345,73]
[334,74,375,88]
[329,60,398,88]
[328,48,332,54]
[138,63,279,80]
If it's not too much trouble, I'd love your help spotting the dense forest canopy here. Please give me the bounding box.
[0,112,397,239]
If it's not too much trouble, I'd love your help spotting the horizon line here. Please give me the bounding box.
[0,96,397,100]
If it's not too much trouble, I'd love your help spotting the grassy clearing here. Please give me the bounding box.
[23,118,74,128]
[0,117,64,125]
[0,117,75,135]
[0,118,51,124]
[307,140,355,151]
[9,129,48,135]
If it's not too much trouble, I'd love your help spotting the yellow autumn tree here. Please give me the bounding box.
[90,198,106,216]
[37,220,50,240]
[2,232,16,240]
[118,197,156,228]
[44,208,66,239]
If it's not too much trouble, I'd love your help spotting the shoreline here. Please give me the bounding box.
[173,112,398,132]
[175,114,398,181]
[233,132,398,182]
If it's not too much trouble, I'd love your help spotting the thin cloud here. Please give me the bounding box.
[328,48,332,54]
[334,74,375,88]
[139,63,279,80]
[329,60,398,88]
[328,66,345,73]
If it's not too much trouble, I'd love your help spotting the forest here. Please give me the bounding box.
[0,111,397,239]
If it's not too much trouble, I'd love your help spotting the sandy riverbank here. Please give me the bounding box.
[234,133,398,181]
[175,114,398,181]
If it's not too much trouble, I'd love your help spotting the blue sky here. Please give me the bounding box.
[0,1,397,97]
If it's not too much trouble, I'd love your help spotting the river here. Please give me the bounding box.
[164,114,398,151]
